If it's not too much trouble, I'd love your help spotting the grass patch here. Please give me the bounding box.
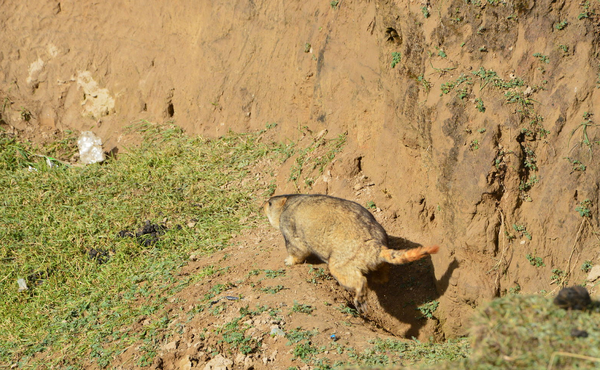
[0,122,283,367]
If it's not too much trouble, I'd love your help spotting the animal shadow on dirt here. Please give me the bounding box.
[369,235,459,339]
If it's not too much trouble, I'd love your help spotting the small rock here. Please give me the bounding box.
[163,340,179,351]
[315,129,328,141]
[176,355,193,370]
[151,356,164,370]
[553,286,591,310]
[204,354,233,370]
[235,353,246,364]
[586,265,600,282]
[270,326,285,337]
[39,105,57,128]
[262,350,278,365]
[17,278,28,292]
[571,328,589,338]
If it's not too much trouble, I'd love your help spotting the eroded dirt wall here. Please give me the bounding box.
[2,0,600,338]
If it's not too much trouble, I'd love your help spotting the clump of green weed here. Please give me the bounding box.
[264,269,286,279]
[291,301,315,315]
[416,300,439,319]
[337,304,359,317]
[215,306,266,355]
[307,265,333,284]
[526,253,544,267]
[576,199,592,218]
[468,294,600,369]
[391,52,402,68]
[348,337,470,368]
[288,132,347,191]
[514,224,532,240]
[581,260,593,273]
[259,285,285,294]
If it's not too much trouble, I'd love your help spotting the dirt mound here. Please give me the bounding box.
[109,227,414,369]
[2,0,600,346]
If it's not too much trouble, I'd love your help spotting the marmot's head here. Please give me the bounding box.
[262,195,288,229]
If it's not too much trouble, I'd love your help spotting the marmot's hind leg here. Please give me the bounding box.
[329,262,368,313]
[369,264,390,284]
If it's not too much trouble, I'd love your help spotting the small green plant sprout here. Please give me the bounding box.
[247,269,261,277]
[469,139,480,151]
[555,20,568,30]
[518,177,538,202]
[526,254,544,267]
[330,0,339,9]
[475,98,486,112]
[264,269,286,279]
[436,46,447,58]
[366,201,376,210]
[533,53,549,64]
[20,107,32,121]
[514,224,532,240]
[508,284,521,295]
[337,304,359,317]
[505,230,516,242]
[564,157,586,173]
[581,260,594,273]
[440,74,472,96]
[391,52,401,68]
[478,128,486,133]
[291,301,315,315]
[421,6,430,18]
[550,268,566,285]
[576,199,592,218]
[292,342,322,362]
[259,285,285,294]
[569,112,599,152]
[304,43,311,53]
[417,75,431,91]
[286,327,318,345]
[523,147,537,171]
[578,1,591,19]
[306,265,332,284]
[416,300,439,319]
[559,44,569,54]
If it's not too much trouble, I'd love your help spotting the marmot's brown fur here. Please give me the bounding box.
[264,194,439,311]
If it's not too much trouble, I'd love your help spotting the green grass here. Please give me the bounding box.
[465,294,600,369]
[0,121,282,367]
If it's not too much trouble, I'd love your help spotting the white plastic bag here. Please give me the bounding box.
[77,131,105,164]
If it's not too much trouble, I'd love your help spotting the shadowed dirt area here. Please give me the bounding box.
[3,0,600,367]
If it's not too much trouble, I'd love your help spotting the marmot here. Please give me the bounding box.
[264,194,439,311]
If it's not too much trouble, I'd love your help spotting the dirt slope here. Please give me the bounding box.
[2,0,600,343]
[108,223,442,370]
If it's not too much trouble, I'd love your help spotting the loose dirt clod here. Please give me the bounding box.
[553,286,592,311]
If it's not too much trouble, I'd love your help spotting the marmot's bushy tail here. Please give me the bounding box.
[379,245,439,265]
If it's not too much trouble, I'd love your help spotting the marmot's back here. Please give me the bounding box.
[278,194,388,264]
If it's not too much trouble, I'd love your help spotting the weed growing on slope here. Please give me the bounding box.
[288,132,347,191]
